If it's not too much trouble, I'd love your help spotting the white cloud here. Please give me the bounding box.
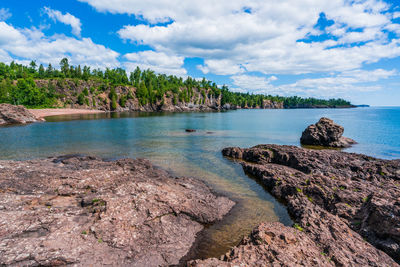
[0,49,12,63]
[234,69,398,98]
[44,7,82,37]
[0,21,119,69]
[231,74,278,91]
[394,12,400,19]
[0,8,12,21]
[105,0,400,77]
[124,50,186,76]
[197,59,245,75]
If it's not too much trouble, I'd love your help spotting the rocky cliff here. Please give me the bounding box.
[33,79,284,112]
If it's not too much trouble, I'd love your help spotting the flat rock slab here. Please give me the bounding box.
[192,145,400,266]
[0,156,234,266]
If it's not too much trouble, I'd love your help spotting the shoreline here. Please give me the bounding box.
[28,108,105,119]
[192,144,400,266]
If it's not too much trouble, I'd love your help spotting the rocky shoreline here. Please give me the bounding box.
[0,156,234,266]
[191,144,400,266]
[2,110,398,266]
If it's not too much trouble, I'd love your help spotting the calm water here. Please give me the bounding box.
[1,107,399,259]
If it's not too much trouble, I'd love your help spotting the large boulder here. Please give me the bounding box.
[300,117,356,148]
[0,103,43,125]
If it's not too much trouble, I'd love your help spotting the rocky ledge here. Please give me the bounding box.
[0,103,43,126]
[300,117,356,148]
[192,145,400,266]
[0,156,234,266]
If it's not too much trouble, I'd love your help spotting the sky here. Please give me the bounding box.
[0,0,399,106]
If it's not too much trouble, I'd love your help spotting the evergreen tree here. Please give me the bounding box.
[60,58,69,77]
[38,64,45,78]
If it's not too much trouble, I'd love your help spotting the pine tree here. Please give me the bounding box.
[38,64,45,78]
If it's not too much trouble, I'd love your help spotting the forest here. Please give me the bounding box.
[0,59,352,108]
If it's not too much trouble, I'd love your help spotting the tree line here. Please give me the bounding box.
[0,59,352,108]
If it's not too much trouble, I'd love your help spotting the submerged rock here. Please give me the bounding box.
[0,103,43,125]
[0,156,234,266]
[186,129,196,132]
[192,145,400,266]
[300,117,356,148]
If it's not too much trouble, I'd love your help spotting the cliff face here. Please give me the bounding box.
[34,79,284,112]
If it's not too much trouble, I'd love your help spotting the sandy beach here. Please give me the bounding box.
[28,109,105,119]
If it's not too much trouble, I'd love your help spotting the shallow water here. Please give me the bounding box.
[0,107,399,259]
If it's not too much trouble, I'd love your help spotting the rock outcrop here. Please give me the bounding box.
[0,156,234,266]
[192,145,400,266]
[0,103,43,125]
[189,222,335,267]
[300,117,356,147]
[262,99,284,109]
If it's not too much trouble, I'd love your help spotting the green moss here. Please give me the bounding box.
[293,223,303,231]
[81,230,87,235]
[296,187,302,193]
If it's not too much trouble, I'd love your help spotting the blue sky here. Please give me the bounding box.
[0,0,399,105]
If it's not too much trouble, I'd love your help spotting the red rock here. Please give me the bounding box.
[0,103,43,125]
[300,117,356,148]
[0,156,234,266]
[198,144,400,266]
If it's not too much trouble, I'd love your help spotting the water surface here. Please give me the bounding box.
[1,107,399,259]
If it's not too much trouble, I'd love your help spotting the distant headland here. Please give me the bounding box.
[0,59,354,113]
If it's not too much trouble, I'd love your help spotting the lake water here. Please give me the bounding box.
[1,107,399,259]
